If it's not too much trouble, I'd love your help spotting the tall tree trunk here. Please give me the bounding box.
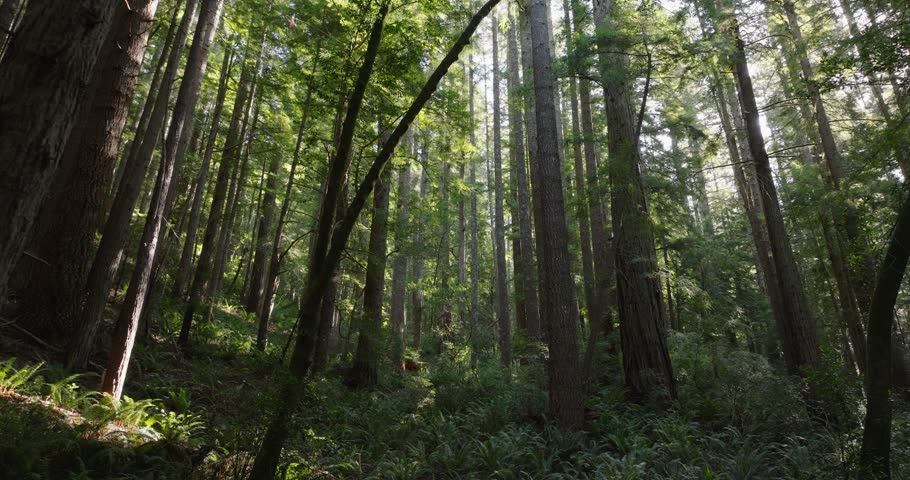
[210,77,261,303]
[712,81,787,357]
[467,57,482,359]
[180,58,254,345]
[0,1,118,302]
[560,0,599,351]
[593,0,676,403]
[573,0,614,377]
[518,1,545,341]
[245,136,282,316]
[347,130,391,388]
[491,15,512,368]
[505,15,540,341]
[412,162,430,351]
[782,0,875,310]
[724,4,822,381]
[860,193,910,479]
[68,0,198,368]
[438,159,453,352]
[11,0,159,342]
[175,46,234,298]
[390,151,412,369]
[101,0,223,399]
[250,2,499,474]
[526,0,584,426]
[257,50,322,349]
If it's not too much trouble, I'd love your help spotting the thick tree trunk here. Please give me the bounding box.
[250,2,499,474]
[491,16,512,368]
[526,0,584,426]
[860,193,910,479]
[0,1,118,302]
[12,0,159,343]
[726,7,822,380]
[68,0,198,367]
[593,0,676,404]
[101,0,223,399]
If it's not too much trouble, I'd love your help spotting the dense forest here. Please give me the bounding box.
[0,0,908,477]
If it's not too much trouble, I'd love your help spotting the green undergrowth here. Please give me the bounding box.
[2,300,908,479]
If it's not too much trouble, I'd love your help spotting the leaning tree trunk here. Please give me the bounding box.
[102,0,223,399]
[593,0,676,404]
[0,0,118,302]
[724,4,822,382]
[782,0,875,311]
[526,0,584,426]
[12,0,160,344]
[250,2,500,475]
[860,192,910,479]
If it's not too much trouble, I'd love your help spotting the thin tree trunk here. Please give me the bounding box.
[0,1,118,302]
[180,58,253,345]
[412,151,430,351]
[491,15,512,368]
[390,148,412,369]
[505,11,541,346]
[560,0,599,350]
[0,0,23,56]
[782,0,875,310]
[174,46,233,298]
[101,0,223,399]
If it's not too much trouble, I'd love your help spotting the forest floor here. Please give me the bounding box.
[2,298,910,479]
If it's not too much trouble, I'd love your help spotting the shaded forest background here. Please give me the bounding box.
[0,0,909,477]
